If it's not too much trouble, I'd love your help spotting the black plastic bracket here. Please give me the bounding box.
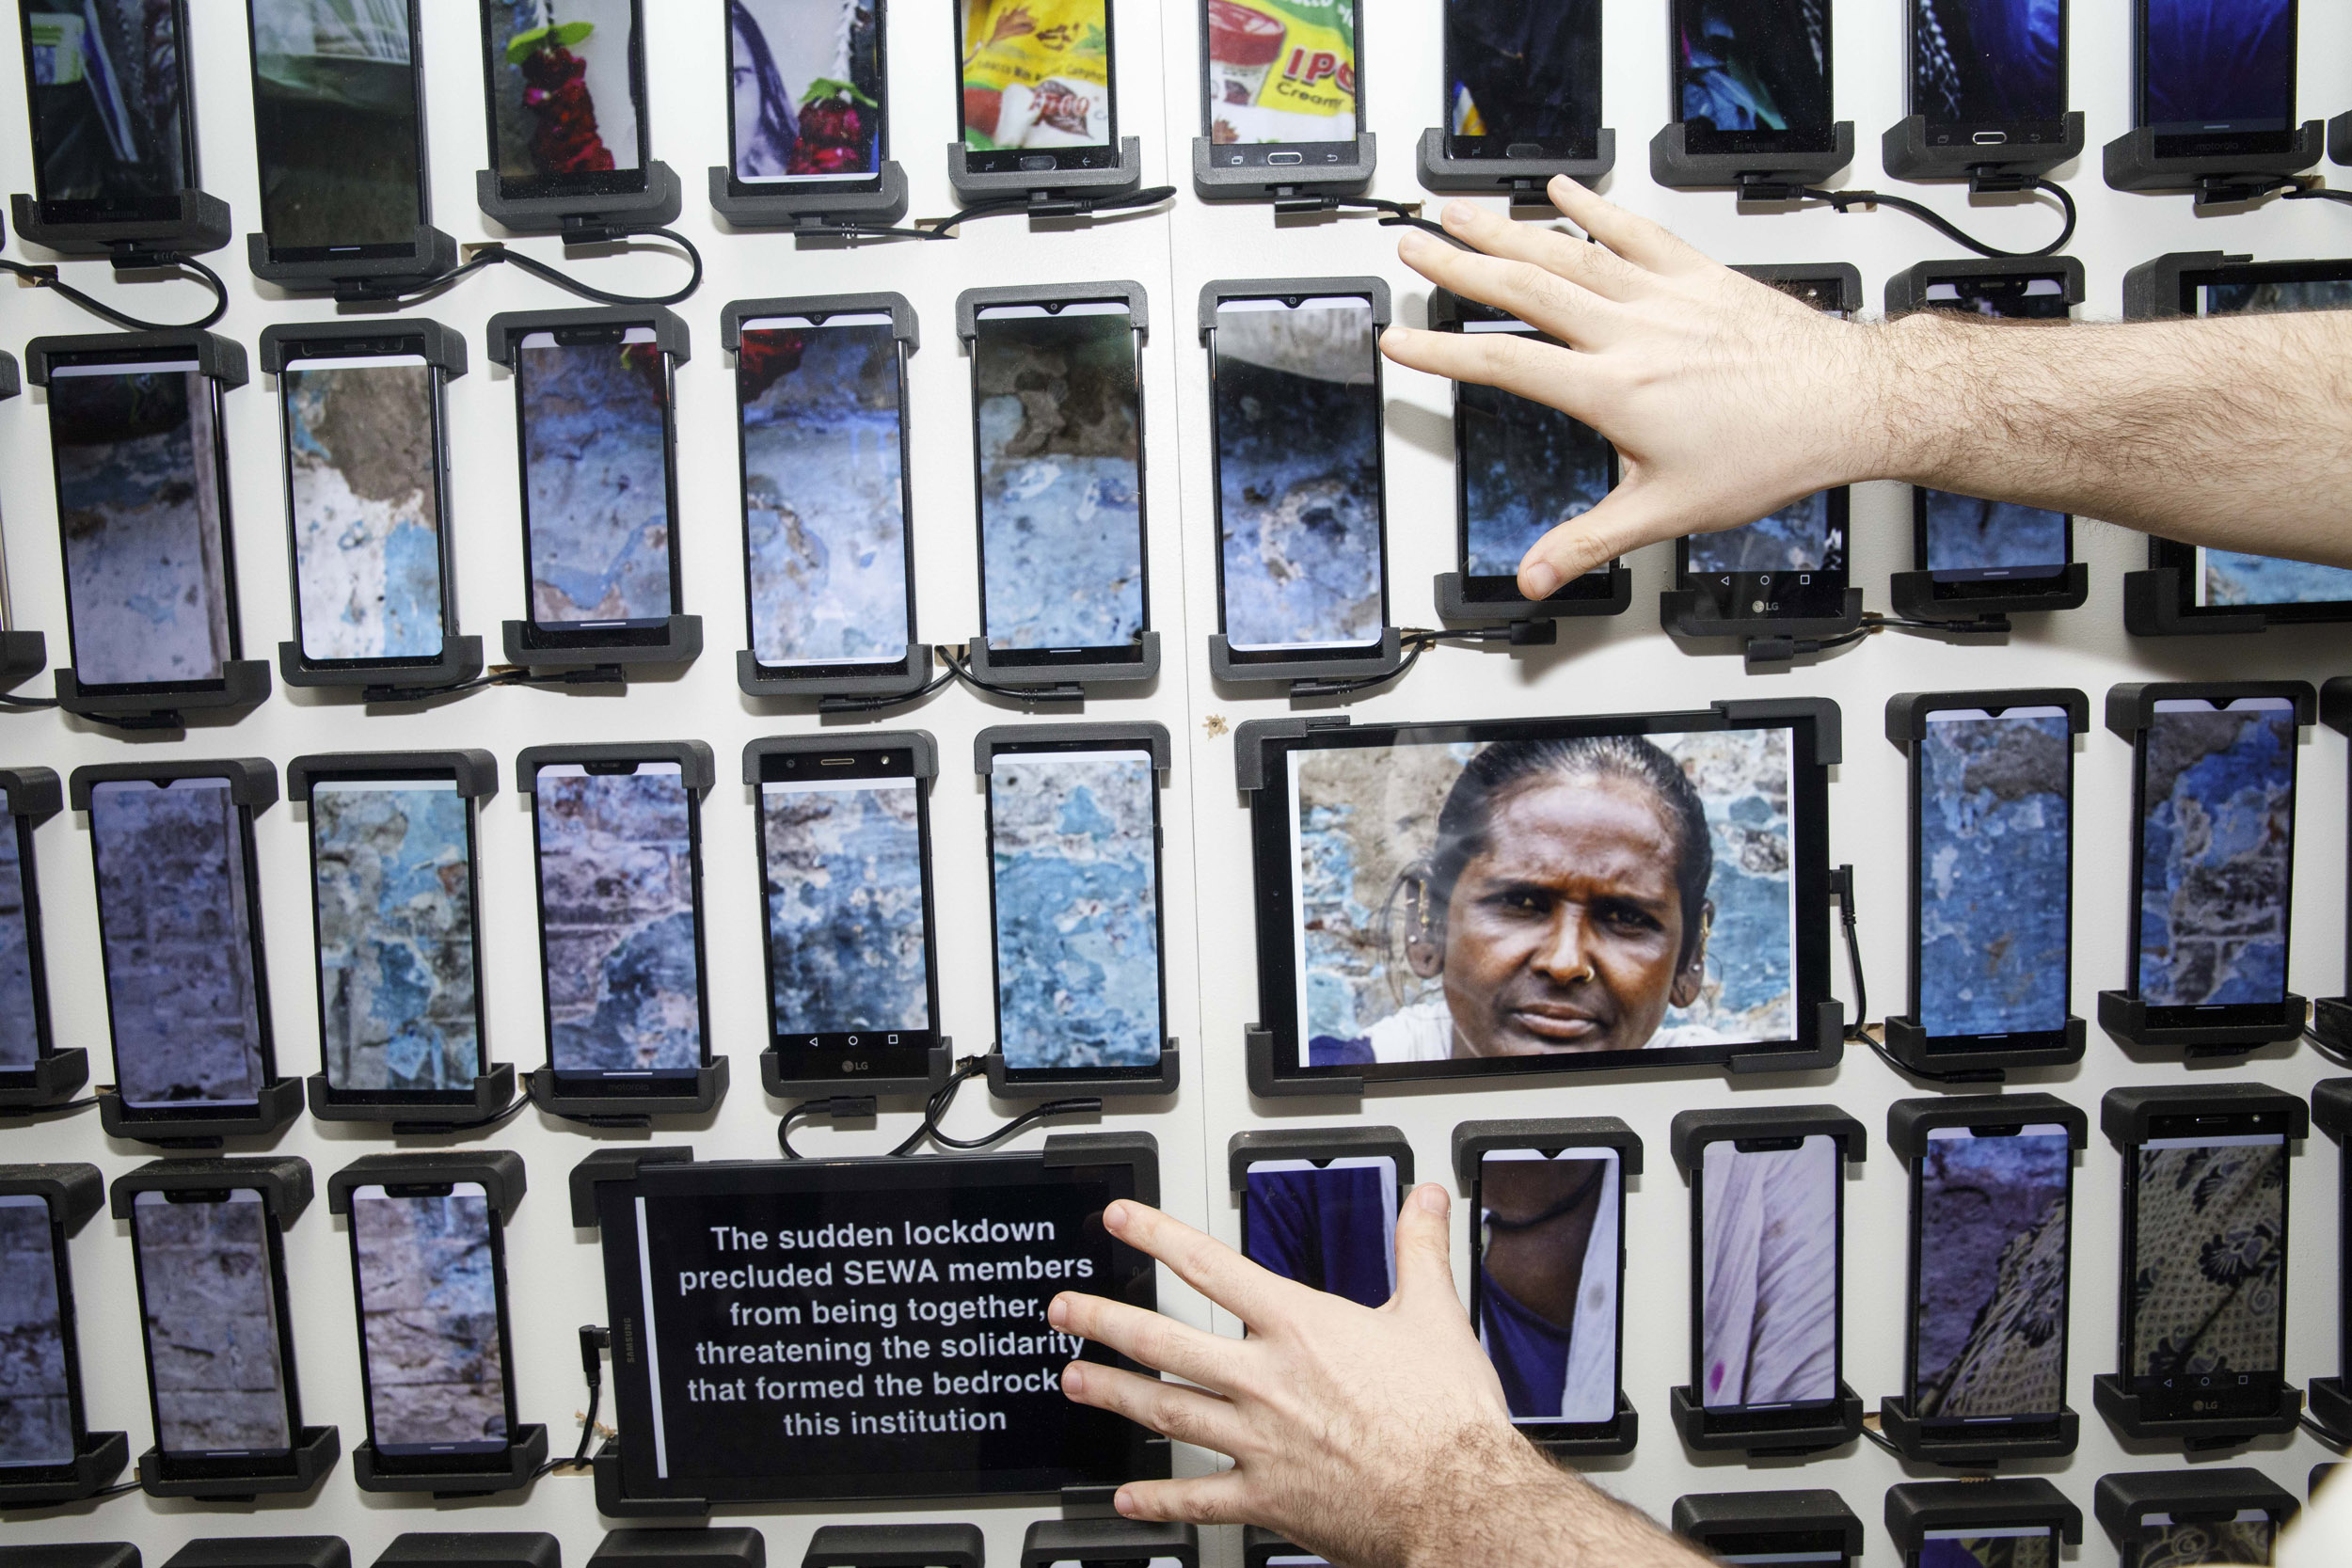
[2122,564,2267,636]
[1877,1396,2080,1465]
[10,188,233,257]
[592,1436,708,1518]
[23,327,247,388]
[1434,567,1630,624]
[2090,1374,2305,1449]
[764,1039,951,1104]
[2311,1379,2352,1444]
[97,1076,307,1149]
[1886,1478,2082,1557]
[1231,1126,1413,1194]
[476,162,682,236]
[1415,127,1614,194]
[286,749,499,801]
[596,1528,768,1567]
[1723,1001,1846,1073]
[1889,563,2086,625]
[1715,695,1844,763]
[1668,1385,1862,1454]
[723,291,917,352]
[111,1155,313,1224]
[2101,122,2324,199]
[1231,716,1354,793]
[0,1161,103,1231]
[2334,112,2352,166]
[0,349,14,400]
[350,1424,547,1499]
[1881,113,2086,182]
[248,226,459,300]
[975,721,1171,775]
[2096,989,2308,1054]
[1661,587,1866,664]
[803,1526,979,1568]
[280,637,485,695]
[157,1540,352,1568]
[744,730,937,782]
[742,644,935,705]
[0,1048,89,1111]
[984,1042,1176,1101]
[952,137,1146,207]
[69,756,278,810]
[1885,687,2089,745]
[965,633,1160,697]
[1194,135,1375,202]
[1669,1105,1864,1176]
[1888,1091,2088,1162]
[2094,1467,2299,1553]
[567,1145,693,1229]
[0,768,74,1106]
[960,280,1147,341]
[1023,1520,1197,1565]
[138,1423,340,1500]
[486,305,691,367]
[1209,626,1406,693]
[52,660,271,727]
[0,1427,130,1509]
[374,1534,562,1568]
[516,739,716,794]
[306,1063,517,1132]
[257,318,468,377]
[1244,1022,1358,1101]
[0,630,45,690]
[1672,1489,1864,1556]
[1199,275,1390,335]
[1886,255,2087,316]
[1649,121,1854,191]
[501,618,701,673]
[1452,1116,1639,1189]
[710,161,910,233]
[328,1149,528,1226]
[527,1060,727,1125]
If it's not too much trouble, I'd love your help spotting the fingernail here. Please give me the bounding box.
[1115,1487,1137,1517]
[1047,1294,1069,1328]
[1442,200,1472,228]
[1522,562,1564,599]
[1104,1201,1131,1233]
[1417,1184,1449,1215]
[1062,1362,1088,1395]
[1397,230,1432,255]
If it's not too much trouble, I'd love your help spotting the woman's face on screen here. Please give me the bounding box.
[1428,774,1707,1057]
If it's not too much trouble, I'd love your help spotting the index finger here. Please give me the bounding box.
[1104,1200,1295,1330]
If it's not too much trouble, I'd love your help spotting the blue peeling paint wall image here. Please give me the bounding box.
[1918,713,2071,1037]
[1923,496,2066,574]
[535,773,704,1073]
[1459,380,1611,578]
[992,754,1160,1070]
[740,321,909,665]
[285,362,444,660]
[1686,493,1830,574]
[763,782,929,1035]
[0,826,36,1072]
[2137,705,2296,1006]
[521,340,674,627]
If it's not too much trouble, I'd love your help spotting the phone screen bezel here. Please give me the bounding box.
[1670,0,1839,158]
[1440,0,1600,162]
[1471,1146,1625,1443]
[44,346,244,695]
[18,0,203,223]
[757,742,941,1081]
[958,0,1122,174]
[969,299,1152,668]
[2117,1110,2294,1419]
[482,0,653,202]
[302,765,489,1099]
[725,0,891,193]
[2133,0,2298,158]
[128,1187,305,1478]
[1906,705,2076,1053]
[982,735,1168,1086]
[0,1191,89,1481]
[513,324,684,645]
[1198,0,1364,168]
[0,815,57,1085]
[346,1180,523,1471]
[1905,0,2071,147]
[245,0,436,262]
[277,338,456,671]
[735,312,920,681]
[528,758,713,1091]
[1686,1132,1844,1425]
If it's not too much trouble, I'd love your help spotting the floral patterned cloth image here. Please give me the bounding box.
[2128,1138,2286,1380]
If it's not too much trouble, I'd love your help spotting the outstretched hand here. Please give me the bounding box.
[1050,1189,1706,1568]
[1378,176,1891,601]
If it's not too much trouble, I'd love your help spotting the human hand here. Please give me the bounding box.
[1378,177,1895,601]
[1050,1188,1702,1568]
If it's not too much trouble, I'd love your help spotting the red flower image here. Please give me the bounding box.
[522,44,615,176]
[789,92,876,176]
[737,331,808,403]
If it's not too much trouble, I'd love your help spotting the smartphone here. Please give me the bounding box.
[88,775,274,1112]
[1677,275,1848,622]
[515,323,680,644]
[1443,0,1601,162]
[246,0,432,259]
[737,309,915,678]
[2128,697,2298,1027]
[1202,0,1360,172]
[1209,291,1387,660]
[1473,1147,1622,1439]
[0,1191,87,1481]
[0,807,55,1085]
[1905,1122,2074,1434]
[43,344,240,690]
[727,0,888,188]
[984,736,1165,1083]
[1674,0,1837,157]
[16,0,200,226]
[2125,1512,2275,1568]
[1710,1536,1852,1568]
[277,336,456,670]
[129,1187,302,1481]
[306,769,485,1097]
[1692,1134,1840,1422]
[971,299,1149,669]
[484,0,649,204]
[1241,1155,1398,1307]
[1443,299,1619,607]
[1911,277,2074,594]
[1908,0,2068,151]
[531,760,708,1089]
[959,0,1120,173]
[347,1180,520,1472]
[1911,706,2074,1050]
[2136,0,2296,159]
[1917,1525,2060,1568]
[757,741,938,1086]
[2119,1106,2292,1421]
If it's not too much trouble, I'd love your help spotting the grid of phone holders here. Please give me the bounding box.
[2,1,2351,1565]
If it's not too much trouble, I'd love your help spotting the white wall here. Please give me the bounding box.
[0,1,2345,1563]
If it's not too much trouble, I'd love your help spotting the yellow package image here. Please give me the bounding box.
[1208,0,1357,145]
[961,0,1112,150]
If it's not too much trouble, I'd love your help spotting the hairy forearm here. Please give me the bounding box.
[1862,310,2352,566]
[1391,1431,1712,1568]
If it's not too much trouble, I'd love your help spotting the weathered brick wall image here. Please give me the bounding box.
[0,1197,72,1466]
[133,1194,292,1453]
[285,361,445,661]
[534,769,704,1072]
[761,778,928,1035]
[310,781,480,1091]
[0,825,38,1070]
[354,1190,509,1447]
[520,338,674,628]
[89,778,268,1107]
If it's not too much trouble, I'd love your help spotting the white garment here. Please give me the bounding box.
[1363,998,1735,1063]
[1556,1155,1621,1422]
[1698,1141,1838,1407]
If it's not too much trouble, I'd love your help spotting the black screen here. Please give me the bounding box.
[1911,0,2067,131]
[248,0,430,255]
[1674,0,1836,153]
[1443,0,1600,154]
[19,0,199,218]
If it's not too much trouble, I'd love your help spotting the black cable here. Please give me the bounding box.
[776,1095,876,1159]
[2304,1027,2352,1069]
[890,1055,988,1157]
[818,662,958,715]
[0,251,229,331]
[0,692,59,710]
[938,643,1077,704]
[365,664,626,705]
[1289,632,1435,699]
[920,183,1177,236]
[1796,177,2075,260]
[534,1325,610,1478]
[1832,864,1869,1040]
[394,1094,532,1138]
[87,1477,143,1499]
[923,1096,1101,1151]
[2285,185,2352,208]
[377,228,704,309]
[0,1096,98,1120]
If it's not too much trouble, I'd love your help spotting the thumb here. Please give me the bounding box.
[1391,1183,1461,1309]
[1518,480,1680,597]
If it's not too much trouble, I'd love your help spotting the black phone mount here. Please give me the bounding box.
[1452,1118,1640,1456]
[2094,1469,2298,1560]
[0,769,82,1110]
[477,163,683,238]
[286,750,514,1129]
[1661,586,1865,668]
[1877,689,2090,1079]
[23,332,270,727]
[373,1536,560,1568]
[719,293,933,705]
[1882,114,2086,184]
[10,189,233,259]
[2094,1084,2308,1449]
[2318,680,2352,1054]
[595,1528,767,1567]
[2312,1079,2352,1441]
[0,357,40,691]
[0,1164,128,1509]
[156,1539,352,1568]
[1194,134,1375,204]
[802,1526,980,1568]
[248,225,461,303]
[2098,681,2315,1054]
[1416,129,1613,198]
[1666,1108,1866,1455]
[711,161,909,237]
[1023,1521,1197,1566]
[1879,1093,2086,1464]
[2102,121,2324,205]
[111,1159,340,1500]
[1672,1491,1863,1561]
[485,307,701,674]
[1886,1478,2081,1565]
[1232,1126,1413,1195]
[259,320,486,694]
[0,1547,138,1568]
[1649,122,1854,196]
[952,137,1147,210]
